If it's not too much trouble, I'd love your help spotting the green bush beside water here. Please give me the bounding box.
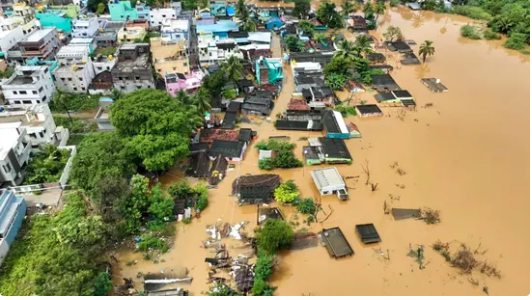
[453,6,492,21]
[461,25,482,40]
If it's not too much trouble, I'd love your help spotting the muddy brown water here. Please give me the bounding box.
[113,6,530,296]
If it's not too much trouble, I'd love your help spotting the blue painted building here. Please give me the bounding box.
[35,9,73,33]
[196,20,239,39]
[0,190,27,246]
[265,17,283,30]
[323,111,351,139]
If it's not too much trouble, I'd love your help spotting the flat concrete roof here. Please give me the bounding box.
[23,28,54,42]
[311,167,345,190]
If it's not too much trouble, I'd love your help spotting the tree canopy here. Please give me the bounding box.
[110,89,201,172]
[317,3,344,29]
[0,193,111,296]
[255,219,294,254]
[293,0,311,19]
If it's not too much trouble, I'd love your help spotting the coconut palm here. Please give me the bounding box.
[354,34,374,57]
[334,39,359,61]
[192,87,212,114]
[341,0,355,18]
[175,90,192,105]
[374,1,386,21]
[236,0,247,16]
[221,55,243,84]
[236,0,256,31]
[299,20,316,38]
[418,40,435,63]
[53,88,74,126]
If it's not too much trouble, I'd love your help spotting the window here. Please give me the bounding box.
[19,91,27,95]
[3,163,12,173]
[23,100,31,104]
[32,90,37,94]
[97,67,103,70]
[172,67,176,71]
[44,68,48,73]
[183,62,188,67]
[29,133,37,138]
[107,67,111,70]
[39,132,44,138]
[82,87,86,91]
[136,86,141,89]
[135,76,140,80]
[68,78,72,81]
[39,86,44,92]
[42,96,47,102]
[157,69,162,72]
[37,100,41,103]
[78,77,83,81]
[162,14,166,18]
[61,78,65,81]
[120,86,125,90]
[118,76,123,80]
[73,87,78,91]
[12,91,17,95]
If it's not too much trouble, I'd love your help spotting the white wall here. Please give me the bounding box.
[54,62,96,93]
[0,239,9,267]
[72,18,100,38]
[149,8,178,28]
[2,67,55,105]
[0,27,24,56]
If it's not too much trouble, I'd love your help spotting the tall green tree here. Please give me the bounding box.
[383,25,403,42]
[220,55,243,84]
[255,220,294,254]
[148,183,175,219]
[293,0,311,19]
[235,0,256,31]
[341,0,355,18]
[110,89,198,172]
[299,20,316,38]
[70,132,137,194]
[192,87,212,114]
[317,3,344,29]
[354,34,374,57]
[374,1,386,20]
[325,73,347,91]
[418,40,435,63]
[334,39,359,61]
[53,88,74,125]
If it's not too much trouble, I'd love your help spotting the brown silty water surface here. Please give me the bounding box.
[113,5,530,296]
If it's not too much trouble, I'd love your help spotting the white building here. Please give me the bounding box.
[0,18,16,32]
[92,53,117,75]
[0,26,24,59]
[1,65,55,106]
[198,35,243,67]
[53,45,96,94]
[72,16,100,38]
[161,19,190,43]
[149,8,178,28]
[0,123,31,186]
[310,167,348,199]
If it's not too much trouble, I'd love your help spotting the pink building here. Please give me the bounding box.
[165,71,205,96]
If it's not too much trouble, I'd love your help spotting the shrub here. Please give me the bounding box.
[207,283,241,296]
[23,145,71,184]
[137,235,169,253]
[254,252,274,280]
[252,278,276,296]
[297,198,317,215]
[335,105,357,116]
[483,29,501,40]
[390,0,399,7]
[461,25,482,40]
[193,182,209,211]
[255,219,294,254]
[274,180,300,204]
[273,150,303,169]
[255,139,296,152]
[452,6,492,21]
[259,158,275,170]
[504,32,528,50]
[167,180,192,199]
[183,218,191,224]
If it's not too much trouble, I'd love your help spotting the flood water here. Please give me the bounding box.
[113,5,530,296]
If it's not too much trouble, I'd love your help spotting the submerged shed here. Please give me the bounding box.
[400,52,421,65]
[371,74,401,92]
[222,111,238,129]
[257,207,285,225]
[355,105,383,118]
[421,78,448,92]
[392,208,421,221]
[310,167,348,199]
[323,110,350,139]
[356,224,381,244]
[320,227,354,258]
[275,119,322,131]
[232,174,281,205]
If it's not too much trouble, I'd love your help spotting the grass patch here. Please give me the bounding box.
[335,105,357,116]
[504,32,528,51]
[460,25,482,40]
[67,134,87,146]
[94,47,117,57]
[50,94,100,113]
[452,6,492,21]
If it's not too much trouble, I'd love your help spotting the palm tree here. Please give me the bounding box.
[236,0,247,16]
[53,88,73,126]
[236,0,256,31]
[418,40,435,63]
[374,1,386,21]
[192,87,212,114]
[299,20,316,38]
[221,55,243,84]
[317,3,338,25]
[354,35,374,57]
[341,0,355,18]
[175,90,192,105]
[334,40,359,61]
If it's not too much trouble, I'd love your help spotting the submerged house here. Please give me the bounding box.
[310,167,348,200]
[304,137,352,165]
[367,52,386,64]
[386,41,412,53]
[400,52,421,65]
[375,90,415,106]
[208,140,246,161]
[322,110,350,139]
[232,174,281,205]
[242,94,273,115]
[346,80,366,93]
[355,104,383,118]
[371,74,401,92]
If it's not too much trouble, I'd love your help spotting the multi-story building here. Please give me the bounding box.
[10,3,37,35]
[112,43,154,93]
[17,28,61,60]
[198,35,243,67]
[150,37,189,77]
[69,37,97,54]
[94,21,124,47]
[0,104,63,150]
[53,45,96,93]
[135,2,150,21]
[92,50,118,74]
[117,26,146,44]
[108,0,138,22]
[72,15,99,38]
[0,191,27,260]
[0,26,23,59]
[1,65,55,105]
[165,71,203,96]
[0,18,16,31]
[160,19,190,44]
[149,7,177,28]
[0,123,31,186]
[35,8,73,34]
[125,19,149,29]
[0,0,18,17]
